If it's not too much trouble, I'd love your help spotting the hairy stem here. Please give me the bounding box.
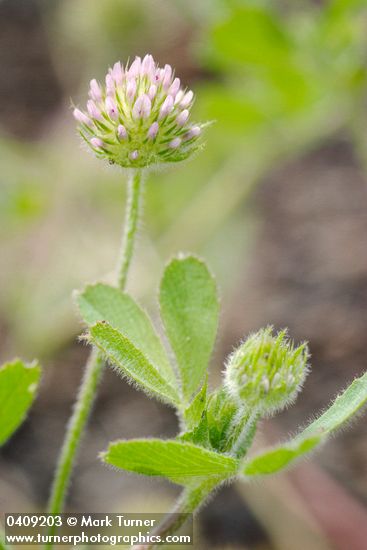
[46,170,143,545]
[117,170,143,289]
[132,479,220,550]
[231,411,259,458]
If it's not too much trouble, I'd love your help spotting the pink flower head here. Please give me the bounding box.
[73,54,205,167]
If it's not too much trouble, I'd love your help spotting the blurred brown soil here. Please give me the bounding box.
[0,0,62,139]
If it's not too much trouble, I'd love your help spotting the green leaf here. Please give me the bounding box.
[102,438,238,485]
[242,371,367,476]
[243,436,320,476]
[160,256,219,399]
[77,283,175,384]
[0,359,41,445]
[90,322,179,405]
[301,370,367,437]
[211,6,291,69]
[184,380,207,430]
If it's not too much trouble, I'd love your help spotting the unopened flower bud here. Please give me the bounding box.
[174,90,184,104]
[141,54,154,77]
[89,79,102,102]
[126,79,137,102]
[117,124,127,140]
[170,137,181,148]
[185,126,201,140]
[180,90,193,108]
[132,94,151,119]
[148,85,157,100]
[148,122,159,139]
[105,97,119,120]
[105,74,115,97]
[73,108,91,126]
[91,137,104,149]
[168,77,180,97]
[128,57,141,77]
[225,327,309,415]
[87,100,102,120]
[159,95,174,119]
[162,64,172,89]
[176,109,189,126]
[111,61,124,85]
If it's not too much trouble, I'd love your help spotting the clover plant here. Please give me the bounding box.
[1,54,367,550]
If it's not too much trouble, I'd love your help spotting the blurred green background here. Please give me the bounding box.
[1,1,367,548]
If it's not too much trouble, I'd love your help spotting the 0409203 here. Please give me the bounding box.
[6,515,62,528]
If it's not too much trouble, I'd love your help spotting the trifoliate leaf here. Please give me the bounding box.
[90,322,179,405]
[160,256,219,400]
[102,438,238,485]
[242,370,367,476]
[0,359,41,445]
[77,283,176,385]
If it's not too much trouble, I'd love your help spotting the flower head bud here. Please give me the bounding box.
[73,54,205,168]
[225,327,309,415]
